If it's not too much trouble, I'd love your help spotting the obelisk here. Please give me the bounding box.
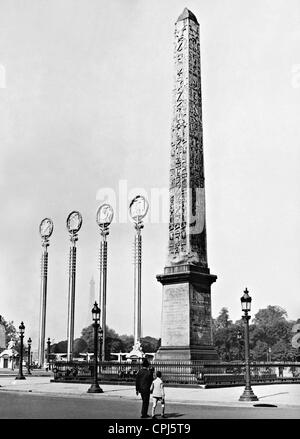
[156,9,218,361]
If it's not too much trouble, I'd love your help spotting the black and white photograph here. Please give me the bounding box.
[0,0,300,428]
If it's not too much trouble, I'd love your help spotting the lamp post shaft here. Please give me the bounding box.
[20,334,24,377]
[99,235,108,361]
[38,241,49,367]
[87,321,103,393]
[47,339,51,368]
[239,312,258,401]
[134,225,142,345]
[16,333,25,380]
[67,239,77,361]
[27,345,31,375]
[100,335,103,363]
[93,323,98,386]
[244,315,251,390]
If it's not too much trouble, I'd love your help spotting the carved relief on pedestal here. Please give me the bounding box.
[190,286,212,345]
[161,284,190,346]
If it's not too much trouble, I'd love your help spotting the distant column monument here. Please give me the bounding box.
[156,9,218,361]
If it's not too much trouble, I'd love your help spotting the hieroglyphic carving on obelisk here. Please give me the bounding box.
[168,8,207,267]
[156,9,218,362]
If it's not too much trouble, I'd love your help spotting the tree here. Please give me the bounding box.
[211,305,297,362]
[119,334,134,352]
[52,340,68,353]
[253,306,287,326]
[80,325,159,358]
[140,336,160,353]
[81,325,94,352]
[213,323,238,361]
[73,338,87,356]
[214,308,232,330]
[250,305,293,361]
[81,325,125,358]
[1,317,18,345]
[105,327,123,358]
[212,308,237,360]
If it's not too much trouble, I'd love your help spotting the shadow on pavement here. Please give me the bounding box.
[258,392,289,399]
[161,412,184,418]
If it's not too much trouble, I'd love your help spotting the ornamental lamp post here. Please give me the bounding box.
[237,329,242,362]
[96,203,114,362]
[16,322,26,380]
[47,337,51,369]
[66,211,83,361]
[129,195,149,354]
[87,302,103,394]
[239,288,258,401]
[27,337,32,375]
[99,327,104,363]
[11,353,15,371]
[38,217,54,368]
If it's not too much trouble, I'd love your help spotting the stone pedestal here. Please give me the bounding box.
[156,265,218,361]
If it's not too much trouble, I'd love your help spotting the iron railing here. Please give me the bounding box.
[52,360,300,387]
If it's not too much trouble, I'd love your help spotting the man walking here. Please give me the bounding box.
[135,358,153,418]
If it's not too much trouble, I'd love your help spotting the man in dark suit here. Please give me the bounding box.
[135,358,154,418]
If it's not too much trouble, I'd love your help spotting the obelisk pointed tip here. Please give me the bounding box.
[177,7,199,24]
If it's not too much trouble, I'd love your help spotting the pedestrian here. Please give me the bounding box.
[135,358,153,418]
[150,371,165,418]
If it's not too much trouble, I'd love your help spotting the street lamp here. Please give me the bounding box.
[27,337,32,375]
[129,195,149,353]
[38,218,53,367]
[16,322,26,380]
[237,330,242,361]
[87,302,103,394]
[47,338,51,370]
[96,203,114,362]
[66,210,83,362]
[268,346,272,362]
[239,289,258,401]
[99,327,104,363]
[11,353,15,371]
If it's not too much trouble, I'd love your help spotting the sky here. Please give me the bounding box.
[0,0,300,350]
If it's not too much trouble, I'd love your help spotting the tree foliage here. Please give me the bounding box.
[213,305,296,361]
[51,325,160,359]
[119,334,134,352]
[52,340,68,353]
[252,306,287,327]
[73,338,87,356]
[141,336,160,353]
[250,306,293,361]
[212,308,242,361]
[1,317,18,344]
[51,304,298,362]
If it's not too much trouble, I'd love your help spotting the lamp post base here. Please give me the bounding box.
[239,387,258,401]
[15,375,26,380]
[87,383,103,393]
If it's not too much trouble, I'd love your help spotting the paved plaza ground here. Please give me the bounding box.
[0,372,299,419]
